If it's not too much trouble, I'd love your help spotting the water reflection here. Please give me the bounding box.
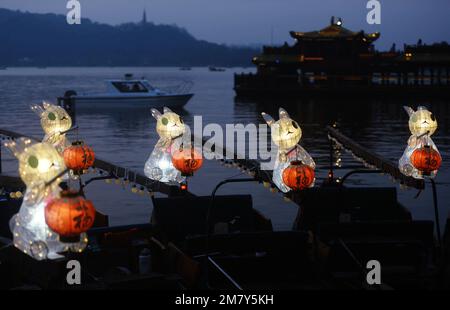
[76,106,192,132]
[0,67,449,229]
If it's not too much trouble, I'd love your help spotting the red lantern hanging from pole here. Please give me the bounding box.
[63,141,95,174]
[45,190,96,243]
[411,145,442,176]
[282,161,315,191]
[172,147,203,177]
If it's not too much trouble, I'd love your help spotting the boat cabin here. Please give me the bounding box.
[107,79,156,94]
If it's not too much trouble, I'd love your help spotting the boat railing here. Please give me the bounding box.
[207,256,243,290]
[326,125,424,189]
[0,128,193,197]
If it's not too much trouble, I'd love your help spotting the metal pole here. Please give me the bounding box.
[0,140,2,174]
[204,177,257,288]
[430,179,442,249]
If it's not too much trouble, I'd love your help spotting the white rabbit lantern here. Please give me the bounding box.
[31,101,72,154]
[399,106,440,179]
[4,138,87,260]
[262,108,315,193]
[144,107,186,183]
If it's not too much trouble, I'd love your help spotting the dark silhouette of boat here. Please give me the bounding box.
[0,126,449,289]
[209,66,226,72]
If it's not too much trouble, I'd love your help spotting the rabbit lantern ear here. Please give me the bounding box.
[42,100,56,110]
[151,108,162,120]
[3,138,33,158]
[163,107,173,114]
[278,108,290,119]
[403,106,415,117]
[31,103,45,116]
[261,112,275,126]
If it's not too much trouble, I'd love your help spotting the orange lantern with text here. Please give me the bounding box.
[411,145,442,176]
[282,161,315,191]
[63,141,95,174]
[172,147,203,177]
[45,190,96,243]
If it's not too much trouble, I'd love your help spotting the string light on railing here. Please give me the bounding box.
[131,184,138,193]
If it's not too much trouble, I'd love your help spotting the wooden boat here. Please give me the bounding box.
[0,127,449,290]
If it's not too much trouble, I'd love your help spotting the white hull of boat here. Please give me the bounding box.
[72,93,193,110]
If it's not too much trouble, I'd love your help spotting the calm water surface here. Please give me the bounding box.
[0,67,449,230]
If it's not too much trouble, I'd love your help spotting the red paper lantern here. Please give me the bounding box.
[45,190,96,243]
[411,145,442,175]
[63,141,95,173]
[282,161,315,191]
[172,147,203,176]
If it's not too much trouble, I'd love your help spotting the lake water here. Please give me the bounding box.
[0,67,448,231]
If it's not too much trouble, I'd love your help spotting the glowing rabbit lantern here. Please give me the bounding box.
[144,107,186,183]
[399,106,441,179]
[31,101,72,154]
[4,139,89,260]
[262,108,315,193]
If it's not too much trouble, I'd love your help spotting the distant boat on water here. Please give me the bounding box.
[209,66,226,72]
[60,74,194,110]
[179,67,192,71]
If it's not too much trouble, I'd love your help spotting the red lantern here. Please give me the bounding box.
[45,190,96,243]
[411,145,442,175]
[282,161,315,191]
[172,147,203,176]
[63,141,95,174]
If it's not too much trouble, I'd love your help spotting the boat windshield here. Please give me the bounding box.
[112,81,149,93]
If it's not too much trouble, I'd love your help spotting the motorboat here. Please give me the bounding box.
[63,74,194,109]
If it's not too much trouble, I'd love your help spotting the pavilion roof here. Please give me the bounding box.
[290,18,380,42]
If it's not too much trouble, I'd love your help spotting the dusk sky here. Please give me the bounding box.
[1,0,450,49]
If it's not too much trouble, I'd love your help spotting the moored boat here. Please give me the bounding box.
[62,74,194,110]
[209,66,226,72]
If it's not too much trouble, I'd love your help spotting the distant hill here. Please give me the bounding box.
[0,9,258,67]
